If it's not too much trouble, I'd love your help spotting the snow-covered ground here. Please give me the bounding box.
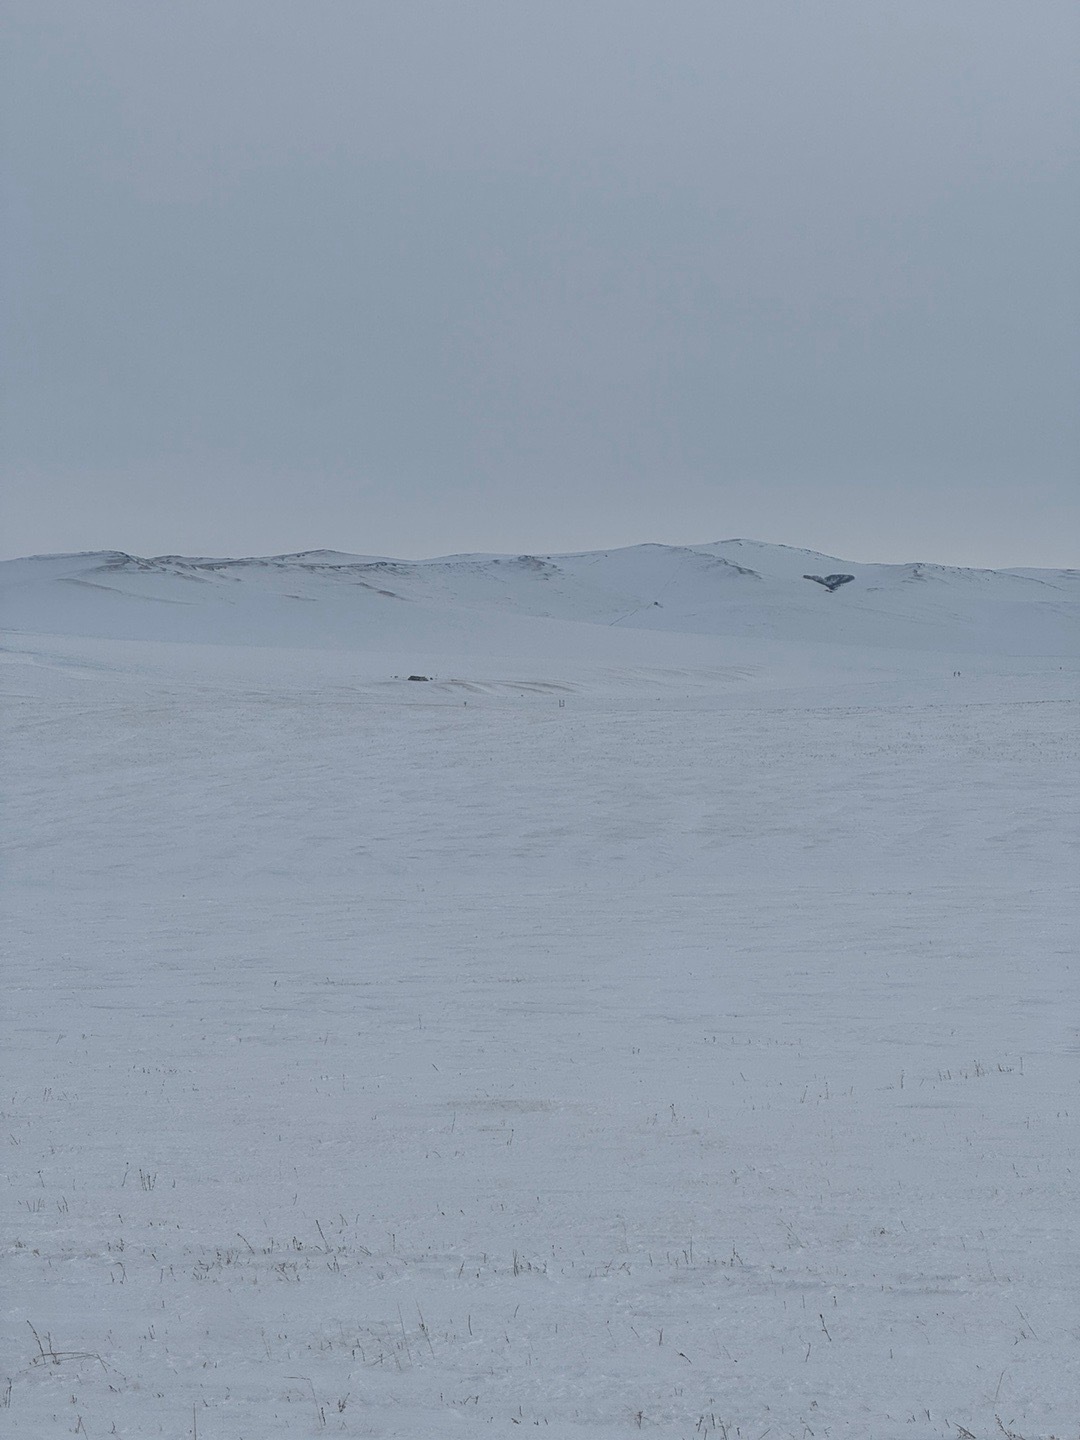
[2,542,1078,1438]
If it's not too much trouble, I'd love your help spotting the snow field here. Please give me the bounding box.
[2,542,1078,1437]
[4,880,1077,1438]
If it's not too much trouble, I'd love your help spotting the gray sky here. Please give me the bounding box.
[3,1,1077,566]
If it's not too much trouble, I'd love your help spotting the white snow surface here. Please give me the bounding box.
[2,540,1078,1438]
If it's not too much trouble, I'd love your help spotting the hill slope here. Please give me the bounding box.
[2,540,1078,660]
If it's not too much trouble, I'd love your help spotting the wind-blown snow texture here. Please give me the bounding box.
[2,541,1078,1439]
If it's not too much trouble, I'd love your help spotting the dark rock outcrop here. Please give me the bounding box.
[804,573,854,593]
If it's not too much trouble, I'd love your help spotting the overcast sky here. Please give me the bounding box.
[3,1,1077,565]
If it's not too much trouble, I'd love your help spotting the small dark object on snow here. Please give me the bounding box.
[407,674,430,681]
[804,573,855,593]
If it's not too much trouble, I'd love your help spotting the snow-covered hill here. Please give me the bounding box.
[3,540,1077,659]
